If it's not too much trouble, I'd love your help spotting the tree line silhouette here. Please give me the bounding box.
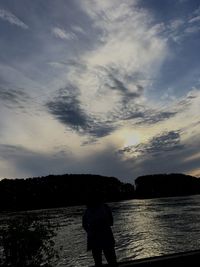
[0,173,199,211]
[0,174,134,211]
[135,173,200,198]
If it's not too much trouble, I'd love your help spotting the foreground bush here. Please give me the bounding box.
[0,215,59,266]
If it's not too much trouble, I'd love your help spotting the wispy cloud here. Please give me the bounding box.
[0,8,28,29]
[165,5,200,42]
[184,25,200,34]
[119,131,184,157]
[52,27,77,40]
[0,144,73,178]
[0,143,134,181]
[189,15,200,23]
[135,110,177,125]
[109,100,177,125]
[0,87,30,111]
[184,6,200,35]
[118,88,200,173]
[71,25,85,34]
[173,89,199,112]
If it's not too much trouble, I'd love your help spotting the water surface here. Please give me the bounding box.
[1,195,200,266]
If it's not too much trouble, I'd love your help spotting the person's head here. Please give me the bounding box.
[86,190,104,208]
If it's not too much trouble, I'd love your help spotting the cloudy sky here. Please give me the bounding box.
[0,0,200,182]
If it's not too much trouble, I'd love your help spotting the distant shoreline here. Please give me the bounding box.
[0,173,199,212]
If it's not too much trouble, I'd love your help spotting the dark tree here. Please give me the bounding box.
[135,173,200,198]
[0,174,135,211]
[0,215,59,266]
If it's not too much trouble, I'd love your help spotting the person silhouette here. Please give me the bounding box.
[82,191,117,267]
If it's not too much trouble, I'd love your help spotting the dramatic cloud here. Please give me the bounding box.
[136,111,177,125]
[0,0,199,180]
[46,86,88,130]
[72,3,165,87]
[108,99,177,125]
[46,0,169,141]
[119,131,184,157]
[46,86,116,138]
[0,8,28,29]
[106,70,145,103]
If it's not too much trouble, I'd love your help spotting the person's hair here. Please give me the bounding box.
[86,190,104,208]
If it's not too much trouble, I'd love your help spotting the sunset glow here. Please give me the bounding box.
[0,0,199,181]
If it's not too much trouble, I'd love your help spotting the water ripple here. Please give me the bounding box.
[1,195,200,266]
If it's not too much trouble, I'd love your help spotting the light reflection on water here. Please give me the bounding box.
[1,195,200,266]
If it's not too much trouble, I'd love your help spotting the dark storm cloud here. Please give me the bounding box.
[119,131,184,156]
[47,90,88,130]
[97,65,145,103]
[98,65,178,124]
[46,61,177,134]
[135,110,177,125]
[108,75,144,103]
[108,75,143,96]
[46,86,116,138]
[112,102,177,124]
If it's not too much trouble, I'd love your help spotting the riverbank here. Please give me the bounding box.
[98,249,200,266]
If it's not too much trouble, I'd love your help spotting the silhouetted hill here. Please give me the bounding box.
[135,173,200,198]
[0,174,135,211]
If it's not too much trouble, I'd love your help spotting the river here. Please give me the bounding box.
[1,195,200,266]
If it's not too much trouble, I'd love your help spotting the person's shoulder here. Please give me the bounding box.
[103,203,111,210]
[83,207,89,216]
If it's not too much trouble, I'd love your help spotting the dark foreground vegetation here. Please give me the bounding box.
[0,173,199,212]
[0,215,59,266]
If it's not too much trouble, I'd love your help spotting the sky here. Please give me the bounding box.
[0,0,200,182]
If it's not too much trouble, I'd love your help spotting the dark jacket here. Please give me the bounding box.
[82,203,115,250]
